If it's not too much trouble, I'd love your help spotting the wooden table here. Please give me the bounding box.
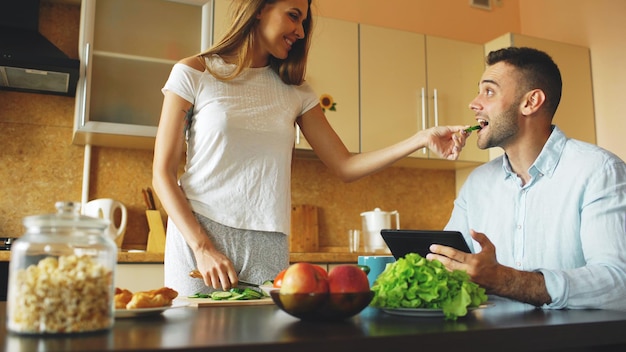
[2,296,626,351]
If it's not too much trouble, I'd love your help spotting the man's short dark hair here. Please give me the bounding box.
[487,47,562,117]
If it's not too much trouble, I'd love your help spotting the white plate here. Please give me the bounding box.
[115,300,189,318]
[382,303,491,318]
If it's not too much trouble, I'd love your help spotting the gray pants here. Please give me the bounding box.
[163,212,289,296]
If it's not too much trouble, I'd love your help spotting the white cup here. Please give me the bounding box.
[83,198,127,248]
[348,229,360,253]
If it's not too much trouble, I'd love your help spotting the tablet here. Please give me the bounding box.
[380,229,471,260]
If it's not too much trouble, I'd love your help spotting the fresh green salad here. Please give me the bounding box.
[370,253,488,320]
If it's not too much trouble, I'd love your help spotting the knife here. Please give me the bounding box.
[142,189,152,210]
[189,269,260,287]
[146,187,156,210]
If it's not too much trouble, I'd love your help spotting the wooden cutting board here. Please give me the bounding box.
[290,204,319,252]
[179,296,275,308]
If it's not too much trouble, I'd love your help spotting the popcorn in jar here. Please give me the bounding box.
[6,201,117,334]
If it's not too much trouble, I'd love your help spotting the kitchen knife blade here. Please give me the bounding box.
[189,269,260,287]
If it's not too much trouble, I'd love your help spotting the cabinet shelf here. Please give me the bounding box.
[73,121,157,149]
[73,0,211,149]
[93,51,179,66]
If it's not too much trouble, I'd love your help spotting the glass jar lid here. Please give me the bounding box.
[22,201,109,230]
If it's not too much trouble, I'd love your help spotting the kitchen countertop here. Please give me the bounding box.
[2,296,626,351]
[0,250,370,264]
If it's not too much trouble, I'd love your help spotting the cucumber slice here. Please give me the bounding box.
[262,280,274,286]
[211,291,233,300]
[227,293,246,300]
[187,292,210,299]
[242,288,263,299]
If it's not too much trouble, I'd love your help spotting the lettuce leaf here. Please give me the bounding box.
[370,253,487,320]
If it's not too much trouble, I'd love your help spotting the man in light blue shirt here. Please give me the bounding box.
[429,47,626,310]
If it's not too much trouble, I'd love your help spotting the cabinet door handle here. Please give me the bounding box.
[295,124,301,145]
[421,87,427,154]
[433,88,439,127]
[79,42,91,127]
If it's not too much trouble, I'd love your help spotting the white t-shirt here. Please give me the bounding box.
[162,55,319,234]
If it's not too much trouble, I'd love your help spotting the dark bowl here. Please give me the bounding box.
[269,290,374,321]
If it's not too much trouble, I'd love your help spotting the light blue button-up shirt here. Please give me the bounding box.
[445,126,626,310]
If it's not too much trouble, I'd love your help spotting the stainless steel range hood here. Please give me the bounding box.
[0,0,79,96]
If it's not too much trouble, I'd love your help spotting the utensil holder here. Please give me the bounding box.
[146,210,166,253]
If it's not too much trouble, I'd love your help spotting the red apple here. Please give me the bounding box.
[328,265,370,293]
[313,264,329,279]
[280,263,329,294]
[273,269,287,288]
[278,263,329,314]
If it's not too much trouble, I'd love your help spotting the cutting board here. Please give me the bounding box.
[290,204,319,252]
[180,296,275,307]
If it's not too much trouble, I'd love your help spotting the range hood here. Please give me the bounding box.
[0,0,79,96]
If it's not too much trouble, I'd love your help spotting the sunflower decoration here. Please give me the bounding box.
[319,94,337,112]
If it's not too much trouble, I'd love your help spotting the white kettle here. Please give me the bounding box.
[360,208,400,253]
[83,198,128,248]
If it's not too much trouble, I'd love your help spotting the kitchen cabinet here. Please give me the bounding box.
[425,36,488,162]
[294,16,360,153]
[211,0,229,43]
[73,0,213,149]
[360,24,488,163]
[484,33,596,156]
[116,263,164,292]
[359,25,427,159]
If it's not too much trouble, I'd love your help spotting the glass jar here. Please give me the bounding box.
[6,201,117,334]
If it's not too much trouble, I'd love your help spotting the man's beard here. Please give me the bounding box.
[478,102,520,150]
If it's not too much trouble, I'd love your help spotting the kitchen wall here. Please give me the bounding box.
[1,3,84,237]
[291,157,456,248]
[314,0,521,44]
[2,0,623,250]
[517,0,626,160]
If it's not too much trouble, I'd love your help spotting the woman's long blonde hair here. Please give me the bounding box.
[201,0,313,86]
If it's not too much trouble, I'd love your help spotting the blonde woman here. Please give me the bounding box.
[153,0,469,295]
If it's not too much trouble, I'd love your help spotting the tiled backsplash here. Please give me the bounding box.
[291,158,456,248]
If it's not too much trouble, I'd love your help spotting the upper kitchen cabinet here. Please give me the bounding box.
[212,0,229,43]
[295,16,359,152]
[360,24,488,163]
[425,36,487,163]
[73,0,213,149]
[485,33,596,148]
[360,24,427,159]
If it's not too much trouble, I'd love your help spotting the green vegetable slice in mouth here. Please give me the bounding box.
[464,125,482,133]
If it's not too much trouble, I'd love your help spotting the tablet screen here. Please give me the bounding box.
[380,229,471,260]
